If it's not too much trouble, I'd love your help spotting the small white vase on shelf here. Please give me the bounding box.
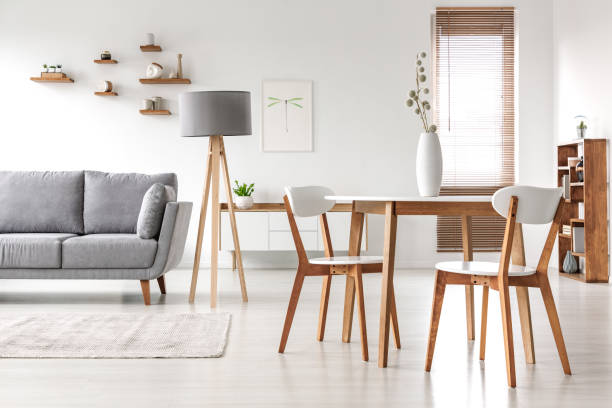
[235,196,254,210]
[416,131,443,197]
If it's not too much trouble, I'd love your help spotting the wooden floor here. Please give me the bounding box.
[0,267,609,407]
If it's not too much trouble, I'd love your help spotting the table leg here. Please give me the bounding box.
[378,201,397,368]
[512,223,535,364]
[342,205,364,342]
[461,215,475,340]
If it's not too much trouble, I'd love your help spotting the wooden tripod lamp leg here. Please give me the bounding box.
[209,136,222,308]
[189,138,214,304]
[219,136,248,302]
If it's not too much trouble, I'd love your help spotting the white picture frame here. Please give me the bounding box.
[261,80,313,152]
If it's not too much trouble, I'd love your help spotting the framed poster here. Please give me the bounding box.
[261,80,312,152]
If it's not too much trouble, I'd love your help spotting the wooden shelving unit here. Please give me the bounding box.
[140,45,162,52]
[94,91,118,96]
[138,78,191,84]
[139,109,170,115]
[94,59,118,64]
[30,76,74,83]
[557,138,608,282]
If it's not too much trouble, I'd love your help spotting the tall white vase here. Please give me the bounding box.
[416,132,443,197]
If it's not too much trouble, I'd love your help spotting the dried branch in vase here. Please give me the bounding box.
[405,51,437,133]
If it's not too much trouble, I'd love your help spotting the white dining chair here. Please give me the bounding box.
[278,186,400,361]
[425,185,572,387]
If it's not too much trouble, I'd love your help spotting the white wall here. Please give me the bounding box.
[553,0,612,260]
[0,0,555,268]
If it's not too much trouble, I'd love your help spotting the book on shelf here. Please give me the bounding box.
[572,226,585,253]
[562,225,571,235]
[562,174,570,199]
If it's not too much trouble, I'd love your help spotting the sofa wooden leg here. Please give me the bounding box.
[157,275,166,294]
[140,280,151,305]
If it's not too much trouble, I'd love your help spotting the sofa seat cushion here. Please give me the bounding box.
[62,234,158,269]
[84,171,178,234]
[0,233,77,268]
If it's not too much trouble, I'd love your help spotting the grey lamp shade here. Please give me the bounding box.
[179,91,252,137]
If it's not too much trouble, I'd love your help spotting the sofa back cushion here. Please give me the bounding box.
[84,171,178,234]
[0,171,84,234]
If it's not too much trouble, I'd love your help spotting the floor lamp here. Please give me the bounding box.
[179,91,251,307]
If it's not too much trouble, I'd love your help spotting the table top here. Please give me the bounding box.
[326,195,492,202]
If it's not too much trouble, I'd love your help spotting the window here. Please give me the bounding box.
[433,7,516,252]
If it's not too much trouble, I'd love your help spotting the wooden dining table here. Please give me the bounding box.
[325,195,534,368]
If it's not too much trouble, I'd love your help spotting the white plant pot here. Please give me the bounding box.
[235,196,254,210]
[416,131,443,197]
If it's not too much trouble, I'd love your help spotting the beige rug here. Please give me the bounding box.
[0,312,231,358]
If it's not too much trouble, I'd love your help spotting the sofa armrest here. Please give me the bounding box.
[148,201,193,279]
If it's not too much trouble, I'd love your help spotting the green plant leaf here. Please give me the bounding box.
[287,97,303,101]
[267,102,280,107]
[289,103,303,108]
[268,97,280,101]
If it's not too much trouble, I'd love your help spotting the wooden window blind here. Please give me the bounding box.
[433,7,516,252]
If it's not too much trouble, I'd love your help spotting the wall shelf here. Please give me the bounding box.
[30,77,74,83]
[140,45,162,52]
[94,59,118,64]
[94,91,118,96]
[139,78,191,84]
[140,109,170,115]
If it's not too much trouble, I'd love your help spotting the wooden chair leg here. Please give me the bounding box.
[342,275,356,343]
[140,280,151,306]
[354,267,369,361]
[425,270,446,371]
[499,282,516,387]
[390,285,401,349]
[540,279,572,375]
[479,286,489,360]
[156,275,166,294]
[278,270,305,353]
[316,275,332,341]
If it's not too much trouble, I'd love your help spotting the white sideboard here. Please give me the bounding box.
[220,211,367,252]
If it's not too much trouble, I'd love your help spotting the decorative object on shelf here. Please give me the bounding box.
[139,78,191,84]
[406,51,441,197]
[562,174,570,199]
[562,250,578,274]
[177,53,183,78]
[572,225,585,253]
[146,62,164,79]
[180,90,251,307]
[55,64,62,73]
[97,80,113,92]
[142,98,154,111]
[574,115,587,139]
[42,64,49,73]
[140,109,171,115]
[233,181,255,210]
[151,96,162,110]
[168,69,178,79]
[145,33,155,45]
[101,50,112,60]
[576,156,584,182]
[262,80,312,152]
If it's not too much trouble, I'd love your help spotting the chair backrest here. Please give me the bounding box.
[492,186,563,225]
[284,186,335,217]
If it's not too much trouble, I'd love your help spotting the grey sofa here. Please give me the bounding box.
[0,171,192,305]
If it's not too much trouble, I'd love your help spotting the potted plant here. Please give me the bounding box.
[406,51,441,197]
[577,121,587,139]
[55,64,62,73]
[233,180,255,209]
[48,65,56,73]
[42,64,48,73]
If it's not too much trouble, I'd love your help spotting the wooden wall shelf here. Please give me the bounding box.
[557,138,608,283]
[30,77,74,83]
[94,59,118,64]
[140,109,170,115]
[94,91,118,96]
[140,45,162,52]
[139,78,191,84]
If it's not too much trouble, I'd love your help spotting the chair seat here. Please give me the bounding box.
[435,261,536,277]
[309,255,383,265]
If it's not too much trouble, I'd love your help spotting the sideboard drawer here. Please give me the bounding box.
[269,212,318,231]
[269,231,318,250]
